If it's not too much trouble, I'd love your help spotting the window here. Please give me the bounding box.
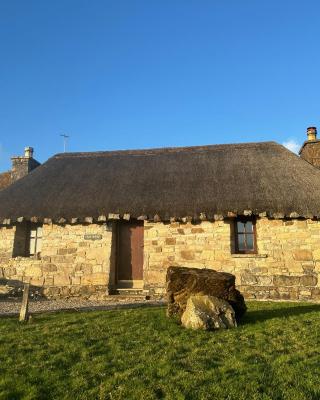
[234,218,256,254]
[12,222,43,258]
[28,224,42,256]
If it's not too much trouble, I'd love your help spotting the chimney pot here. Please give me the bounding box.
[24,146,34,158]
[307,127,317,141]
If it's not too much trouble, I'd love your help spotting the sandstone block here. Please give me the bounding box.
[302,263,315,274]
[25,266,42,277]
[92,265,103,273]
[300,275,318,286]
[257,275,273,286]
[181,295,237,330]
[180,250,195,260]
[191,228,204,234]
[166,266,246,321]
[42,264,58,273]
[293,250,313,261]
[71,276,81,285]
[273,275,300,286]
[165,238,176,245]
[3,267,16,277]
[44,276,54,285]
[145,269,166,284]
[311,288,320,300]
[30,277,45,286]
[86,249,106,263]
[82,273,107,285]
[57,248,69,255]
[312,249,320,261]
[241,273,258,285]
[54,274,70,286]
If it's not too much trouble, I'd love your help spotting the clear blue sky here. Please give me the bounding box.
[0,0,319,170]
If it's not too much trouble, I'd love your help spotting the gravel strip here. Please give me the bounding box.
[0,298,166,317]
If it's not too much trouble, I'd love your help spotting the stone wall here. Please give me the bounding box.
[1,217,320,301]
[143,218,320,301]
[0,223,114,298]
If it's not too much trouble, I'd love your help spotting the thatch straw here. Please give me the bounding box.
[0,171,11,191]
[0,141,320,221]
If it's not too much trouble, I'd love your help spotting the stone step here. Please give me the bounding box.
[110,288,149,298]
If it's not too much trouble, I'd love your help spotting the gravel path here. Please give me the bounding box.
[0,298,166,317]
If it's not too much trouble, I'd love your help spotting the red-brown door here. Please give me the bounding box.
[117,221,144,284]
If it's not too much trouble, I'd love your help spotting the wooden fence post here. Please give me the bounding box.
[19,283,30,322]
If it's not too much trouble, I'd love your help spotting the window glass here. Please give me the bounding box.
[29,224,42,256]
[29,238,36,255]
[245,221,253,233]
[37,226,42,237]
[237,221,245,233]
[246,233,254,250]
[234,219,256,253]
[237,234,245,250]
[30,228,37,238]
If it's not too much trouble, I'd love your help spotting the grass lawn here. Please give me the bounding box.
[0,302,320,400]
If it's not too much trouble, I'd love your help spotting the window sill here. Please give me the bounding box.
[231,254,267,258]
[12,255,42,261]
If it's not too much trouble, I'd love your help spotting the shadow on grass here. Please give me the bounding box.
[241,303,320,325]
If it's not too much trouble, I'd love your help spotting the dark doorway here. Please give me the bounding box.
[116,220,144,287]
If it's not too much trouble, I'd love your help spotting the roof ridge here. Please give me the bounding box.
[52,141,279,159]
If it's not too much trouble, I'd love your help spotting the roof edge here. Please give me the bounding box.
[299,139,320,155]
[51,141,280,159]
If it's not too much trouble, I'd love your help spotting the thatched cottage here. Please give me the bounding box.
[1,127,320,301]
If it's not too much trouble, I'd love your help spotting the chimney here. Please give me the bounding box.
[11,147,41,182]
[24,146,34,158]
[307,127,317,142]
[299,126,320,168]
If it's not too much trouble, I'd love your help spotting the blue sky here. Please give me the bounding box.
[0,0,319,170]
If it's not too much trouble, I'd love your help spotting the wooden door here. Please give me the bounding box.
[117,221,144,284]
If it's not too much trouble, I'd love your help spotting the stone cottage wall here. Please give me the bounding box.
[2,217,320,301]
[0,223,114,298]
[143,218,320,301]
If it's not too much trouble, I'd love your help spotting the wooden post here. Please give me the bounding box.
[19,283,30,322]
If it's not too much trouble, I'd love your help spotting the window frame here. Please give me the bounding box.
[26,222,43,258]
[234,217,257,254]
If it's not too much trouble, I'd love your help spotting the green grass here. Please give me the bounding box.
[1,302,320,400]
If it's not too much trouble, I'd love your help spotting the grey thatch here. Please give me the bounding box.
[0,141,320,222]
[0,171,12,191]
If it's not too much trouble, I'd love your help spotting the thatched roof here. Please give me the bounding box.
[0,171,12,191]
[0,141,320,222]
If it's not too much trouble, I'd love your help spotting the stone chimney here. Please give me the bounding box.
[11,147,41,182]
[24,146,34,158]
[299,127,320,168]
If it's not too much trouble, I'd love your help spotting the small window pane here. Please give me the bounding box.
[36,237,42,253]
[246,233,254,250]
[37,226,42,238]
[237,234,245,250]
[237,221,245,233]
[245,221,253,233]
[29,238,36,255]
[30,228,37,238]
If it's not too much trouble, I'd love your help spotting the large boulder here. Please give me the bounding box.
[166,266,246,321]
[181,295,237,330]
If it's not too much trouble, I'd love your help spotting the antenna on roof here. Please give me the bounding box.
[60,134,69,153]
